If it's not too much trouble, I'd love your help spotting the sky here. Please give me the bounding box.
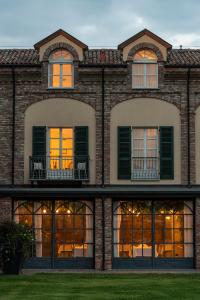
[0,0,200,49]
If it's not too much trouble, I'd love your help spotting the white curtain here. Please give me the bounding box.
[184,202,193,257]
[85,201,93,257]
[34,202,42,257]
[113,202,121,257]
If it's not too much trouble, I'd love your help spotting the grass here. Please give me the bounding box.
[0,273,200,299]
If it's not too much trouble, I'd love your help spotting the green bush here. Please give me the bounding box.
[0,221,33,273]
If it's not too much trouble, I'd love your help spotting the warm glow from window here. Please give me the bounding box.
[49,128,73,170]
[49,50,73,88]
[134,49,157,61]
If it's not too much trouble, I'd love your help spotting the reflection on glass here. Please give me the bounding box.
[13,200,94,259]
[49,128,73,172]
[113,200,193,259]
[134,50,157,61]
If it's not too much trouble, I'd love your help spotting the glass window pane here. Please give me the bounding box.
[52,64,60,75]
[184,229,193,243]
[174,215,184,228]
[50,128,60,139]
[143,230,152,243]
[146,75,157,88]
[133,230,143,243]
[174,229,184,243]
[174,244,184,257]
[134,50,157,61]
[62,128,73,139]
[155,230,164,243]
[133,129,144,139]
[84,244,93,257]
[143,215,152,229]
[62,139,73,149]
[146,64,157,75]
[50,139,59,149]
[184,244,193,257]
[132,75,145,88]
[62,76,73,88]
[62,64,72,75]
[50,50,73,61]
[184,215,193,228]
[49,150,59,157]
[52,75,60,87]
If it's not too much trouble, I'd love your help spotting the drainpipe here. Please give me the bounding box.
[101,66,105,187]
[187,67,191,187]
[101,66,105,270]
[11,67,16,185]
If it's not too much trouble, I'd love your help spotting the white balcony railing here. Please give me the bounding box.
[29,156,89,181]
[132,157,159,180]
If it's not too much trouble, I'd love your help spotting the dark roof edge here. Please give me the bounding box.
[34,29,88,50]
[118,28,172,50]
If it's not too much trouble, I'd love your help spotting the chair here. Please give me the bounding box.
[77,162,87,179]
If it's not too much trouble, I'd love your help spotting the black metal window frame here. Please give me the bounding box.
[112,200,194,261]
[12,199,94,260]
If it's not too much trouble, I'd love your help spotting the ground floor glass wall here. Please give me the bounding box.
[113,200,194,264]
[13,200,93,266]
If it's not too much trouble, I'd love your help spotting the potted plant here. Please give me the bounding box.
[0,221,33,274]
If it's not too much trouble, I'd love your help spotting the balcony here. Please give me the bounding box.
[132,157,159,180]
[29,156,89,181]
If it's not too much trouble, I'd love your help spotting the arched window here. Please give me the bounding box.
[132,49,158,89]
[13,200,93,259]
[113,200,193,260]
[48,49,74,88]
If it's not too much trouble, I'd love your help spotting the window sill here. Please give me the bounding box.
[132,87,159,90]
[47,87,75,90]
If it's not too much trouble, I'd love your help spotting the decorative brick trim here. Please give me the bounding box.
[127,42,164,61]
[42,42,79,61]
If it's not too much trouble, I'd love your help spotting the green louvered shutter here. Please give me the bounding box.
[74,126,89,179]
[160,126,174,179]
[32,126,46,179]
[118,126,131,179]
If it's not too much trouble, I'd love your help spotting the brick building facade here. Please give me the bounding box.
[0,28,200,269]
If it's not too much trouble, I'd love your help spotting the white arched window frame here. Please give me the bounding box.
[132,49,158,89]
[48,49,74,89]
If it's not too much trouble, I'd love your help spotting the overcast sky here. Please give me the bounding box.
[0,0,200,49]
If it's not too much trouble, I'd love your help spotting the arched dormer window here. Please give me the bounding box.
[48,49,74,88]
[132,49,158,89]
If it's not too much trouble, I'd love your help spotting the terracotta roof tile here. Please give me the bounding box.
[0,49,40,65]
[167,49,200,66]
[1,48,200,66]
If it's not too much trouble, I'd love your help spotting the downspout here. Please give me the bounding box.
[101,66,105,270]
[11,67,16,185]
[187,67,191,187]
[101,66,105,187]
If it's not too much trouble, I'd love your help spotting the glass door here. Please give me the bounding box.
[48,128,74,179]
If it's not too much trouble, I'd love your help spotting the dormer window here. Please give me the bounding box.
[48,49,74,88]
[132,49,158,89]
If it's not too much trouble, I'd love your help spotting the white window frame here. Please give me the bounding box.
[131,127,160,180]
[47,127,74,179]
[48,54,74,89]
[132,58,158,89]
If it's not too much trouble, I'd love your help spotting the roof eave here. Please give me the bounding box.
[34,29,88,51]
[118,28,172,50]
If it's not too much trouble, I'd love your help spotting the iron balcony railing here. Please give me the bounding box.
[29,155,89,181]
[132,157,159,180]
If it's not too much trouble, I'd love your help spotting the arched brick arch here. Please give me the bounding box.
[110,95,181,111]
[127,42,164,61]
[42,42,79,61]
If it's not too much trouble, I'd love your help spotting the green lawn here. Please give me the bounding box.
[0,273,200,300]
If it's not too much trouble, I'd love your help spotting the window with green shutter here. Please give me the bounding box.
[118,126,131,179]
[32,126,46,179]
[74,126,89,179]
[160,126,174,179]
